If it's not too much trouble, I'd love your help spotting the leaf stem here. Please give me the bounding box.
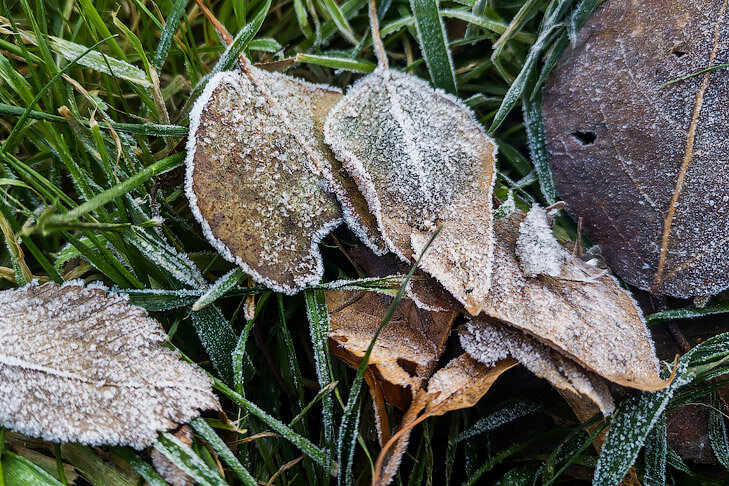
[369,0,388,69]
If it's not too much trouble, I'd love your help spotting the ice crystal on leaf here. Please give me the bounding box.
[187,68,348,294]
[543,0,729,297]
[478,211,667,392]
[461,317,615,414]
[0,282,219,448]
[324,68,497,316]
[516,204,566,277]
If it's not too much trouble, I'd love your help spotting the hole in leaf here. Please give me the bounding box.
[672,49,687,58]
[571,130,597,145]
[397,358,419,377]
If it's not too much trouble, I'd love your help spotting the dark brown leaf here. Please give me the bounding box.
[543,0,729,298]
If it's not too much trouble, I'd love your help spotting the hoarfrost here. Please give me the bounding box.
[186,68,344,294]
[516,204,566,277]
[460,318,615,415]
[324,68,498,315]
[478,211,666,392]
[0,282,219,448]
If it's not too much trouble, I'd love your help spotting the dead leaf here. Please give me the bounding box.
[324,66,497,316]
[0,281,219,448]
[542,0,729,298]
[473,209,666,391]
[373,355,516,484]
[186,68,344,293]
[326,287,456,410]
[461,317,615,414]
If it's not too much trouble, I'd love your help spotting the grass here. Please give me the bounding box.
[1,0,729,485]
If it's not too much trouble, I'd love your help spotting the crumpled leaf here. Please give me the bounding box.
[461,317,615,414]
[326,283,456,410]
[186,68,345,294]
[476,209,666,391]
[374,355,516,484]
[542,0,729,298]
[324,67,497,315]
[0,281,219,448]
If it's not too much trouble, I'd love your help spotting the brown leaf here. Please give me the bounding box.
[0,281,219,448]
[186,68,344,293]
[542,0,729,298]
[324,68,498,315]
[461,318,616,414]
[326,287,456,410]
[373,356,516,484]
[472,210,666,391]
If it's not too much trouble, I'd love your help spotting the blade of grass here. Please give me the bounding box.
[190,418,258,486]
[410,0,457,93]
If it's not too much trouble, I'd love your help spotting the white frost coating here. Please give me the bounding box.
[185,70,343,295]
[324,68,498,315]
[516,204,567,277]
[460,319,615,415]
[0,282,219,448]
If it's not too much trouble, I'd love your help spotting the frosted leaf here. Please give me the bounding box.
[186,68,346,294]
[374,354,515,485]
[0,281,219,448]
[460,318,615,415]
[516,204,566,277]
[424,354,516,415]
[543,0,729,297]
[326,286,456,410]
[324,68,498,315]
[479,211,666,391]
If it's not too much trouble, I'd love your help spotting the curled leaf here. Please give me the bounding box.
[478,210,665,391]
[461,317,615,415]
[326,286,456,410]
[542,0,729,297]
[324,68,497,315]
[186,68,344,293]
[0,282,219,448]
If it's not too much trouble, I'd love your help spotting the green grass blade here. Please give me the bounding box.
[523,88,557,204]
[154,433,227,486]
[1,451,64,486]
[643,413,667,486]
[111,448,169,486]
[191,305,238,384]
[153,0,190,70]
[410,0,457,94]
[193,267,247,311]
[190,418,258,486]
[213,0,272,74]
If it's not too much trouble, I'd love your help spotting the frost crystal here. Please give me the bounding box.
[543,0,729,297]
[516,204,566,277]
[186,68,344,294]
[0,282,219,448]
[478,212,666,391]
[460,318,615,415]
[324,68,498,315]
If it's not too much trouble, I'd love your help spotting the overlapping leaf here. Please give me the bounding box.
[186,68,344,293]
[0,282,219,448]
[471,208,667,391]
[324,67,498,315]
[542,0,729,298]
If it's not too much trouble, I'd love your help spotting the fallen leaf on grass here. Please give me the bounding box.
[324,66,497,315]
[461,317,615,414]
[326,287,456,410]
[0,281,219,448]
[374,355,517,484]
[476,209,666,391]
[543,0,729,298]
[186,69,343,294]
